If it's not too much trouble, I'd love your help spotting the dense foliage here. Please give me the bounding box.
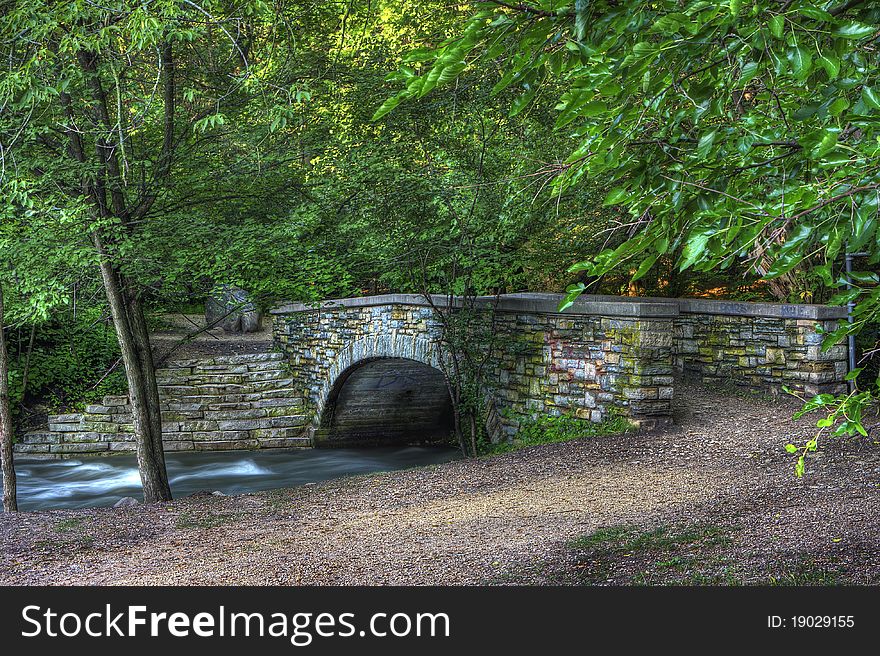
[380,0,880,471]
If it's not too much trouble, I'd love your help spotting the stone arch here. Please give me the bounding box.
[310,333,450,445]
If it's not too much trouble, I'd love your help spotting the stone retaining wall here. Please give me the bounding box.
[16,352,310,457]
[671,299,848,395]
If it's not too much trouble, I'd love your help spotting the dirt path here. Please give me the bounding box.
[150,313,273,362]
[2,384,878,585]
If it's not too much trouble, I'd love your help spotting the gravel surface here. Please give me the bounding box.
[151,314,273,361]
[2,383,878,586]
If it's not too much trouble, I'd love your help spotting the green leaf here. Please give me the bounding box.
[371,93,403,121]
[785,443,798,454]
[798,6,833,21]
[844,367,863,381]
[848,271,879,284]
[811,129,839,158]
[787,46,812,80]
[829,97,849,116]
[862,86,880,110]
[581,100,608,117]
[740,61,759,83]
[817,53,840,79]
[769,15,785,40]
[559,283,586,311]
[833,22,876,39]
[695,130,717,160]
[826,288,861,306]
[632,253,658,281]
[679,232,711,271]
[603,187,629,206]
[509,86,537,117]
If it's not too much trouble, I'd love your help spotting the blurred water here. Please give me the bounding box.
[5,447,460,511]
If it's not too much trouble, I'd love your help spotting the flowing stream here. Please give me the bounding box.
[6,447,461,511]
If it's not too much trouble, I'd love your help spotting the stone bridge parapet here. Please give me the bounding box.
[272,293,848,440]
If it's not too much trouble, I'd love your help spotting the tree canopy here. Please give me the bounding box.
[378,0,880,466]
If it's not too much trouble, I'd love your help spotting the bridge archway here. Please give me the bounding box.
[316,357,454,446]
[310,333,453,446]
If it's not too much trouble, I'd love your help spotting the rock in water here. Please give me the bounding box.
[114,496,140,508]
[205,285,263,333]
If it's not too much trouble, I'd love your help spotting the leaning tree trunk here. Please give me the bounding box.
[93,235,171,503]
[0,286,18,512]
[58,45,175,504]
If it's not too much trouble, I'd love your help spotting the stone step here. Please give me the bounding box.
[159,378,296,397]
[155,370,290,386]
[48,420,84,432]
[20,432,61,445]
[162,352,284,369]
[47,413,82,424]
[35,351,306,455]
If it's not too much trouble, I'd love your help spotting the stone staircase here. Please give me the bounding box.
[16,352,311,456]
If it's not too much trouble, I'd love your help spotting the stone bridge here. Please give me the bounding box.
[18,292,849,455]
[270,293,849,446]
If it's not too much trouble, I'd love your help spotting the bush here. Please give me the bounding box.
[481,409,634,455]
[8,306,126,414]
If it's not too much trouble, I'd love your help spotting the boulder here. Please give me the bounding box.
[205,285,263,333]
[113,496,140,508]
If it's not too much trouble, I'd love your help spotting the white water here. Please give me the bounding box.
[7,447,460,511]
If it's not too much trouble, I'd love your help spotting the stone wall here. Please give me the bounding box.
[16,352,310,457]
[271,293,850,441]
[506,294,849,396]
[672,299,848,395]
[271,294,679,438]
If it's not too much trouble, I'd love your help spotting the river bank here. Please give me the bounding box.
[2,383,879,585]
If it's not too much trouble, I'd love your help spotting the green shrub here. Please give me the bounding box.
[481,409,634,455]
[8,306,126,413]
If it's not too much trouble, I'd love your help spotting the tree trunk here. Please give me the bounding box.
[93,234,171,503]
[0,286,18,512]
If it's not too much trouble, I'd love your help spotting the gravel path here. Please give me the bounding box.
[151,314,273,361]
[2,383,878,585]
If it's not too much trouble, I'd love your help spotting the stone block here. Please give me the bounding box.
[109,442,137,452]
[49,423,82,432]
[163,441,195,451]
[261,415,307,428]
[51,442,109,453]
[256,437,312,449]
[195,439,260,451]
[14,443,50,454]
[218,419,262,431]
[623,387,658,400]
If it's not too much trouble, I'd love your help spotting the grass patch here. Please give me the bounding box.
[53,517,87,533]
[553,523,845,586]
[481,411,635,455]
[175,510,241,530]
[767,558,841,586]
[563,523,739,585]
